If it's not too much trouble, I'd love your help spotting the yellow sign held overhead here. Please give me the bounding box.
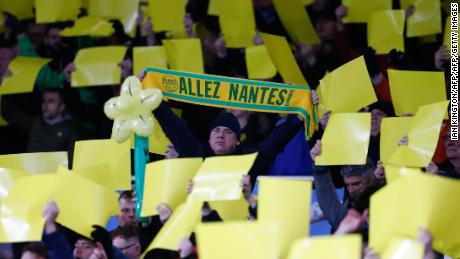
[56,164,113,190]
[71,46,127,87]
[389,101,449,167]
[196,221,281,259]
[189,153,257,202]
[143,199,202,253]
[88,0,140,35]
[287,235,362,259]
[163,39,204,73]
[0,57,51,95]
[383,164,422,184]
[245,45,277,80]
[60,16,114,37]
[0,0,34,20]
[0,152,67,174]
[260,33,308,86]
[35,0,81,23]
[148,0,187,32]
[401,0,442,37]
[141,158,202,217]
[370,172,460,257]
[316,113,371,165]
[73,139,131,190]
[272,0,320,44]
[380,117,413,163]
[382,238,424,259]
[216,0,256,48]
[388,69,447,116]
[209,198,250,221]
[258,178,312,257]
[133,46,168,77]
[342,0,392,23]
[368,10,405,54]
[317,56,377,114]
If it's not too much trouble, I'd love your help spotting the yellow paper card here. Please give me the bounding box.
[53,172,119,237]
[272,0,320,44]
[0,0,34,20]
[208,0,219,15]
[144,199,202,252]
[444,16,451,52]
[163,39,204,73]
[245,45,277,80]
[342,0,392,23]
[370,173,460,257]
[380,117,413,163]
[71,46,127,87]
[388,101,449,167]
[0,174,59,242]
[209,198,249,221]
[260,33,308,86]
[88,0,140,35]
[217,0,256,48]
[0,57,51,95]
[287,235,362,259]
[388,69,447,116]
[56,164,113,190]
[148,0,187,32]
[0,152,67,174]
[317,56,377,113]
[73,139,131,190]
[368,10,405,54]
[258,178,312,257]
[382,238,424,259]
[189,153,257,202]
[133,46,168,77]
[0,168,29,205]
[384,164,422,184]
[196,221,281,259]
[316,113,371,165]
[141,158,202,217]
[401,0,442,37]
[35,0,81,23]
[60,16,114,37]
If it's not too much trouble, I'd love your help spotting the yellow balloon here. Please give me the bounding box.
[116,95,137,115]
[138,88,163,112]
[120,76,142,97]
[112,117,133,143]
[104,97,120,119]
[132,113,154,137]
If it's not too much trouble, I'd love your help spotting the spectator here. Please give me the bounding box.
[20,243,48,259]
[111,227,141,259]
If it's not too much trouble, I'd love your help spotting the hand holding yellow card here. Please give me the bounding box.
[0,0,34,20]
[316,113,371,165]
[133,46,168,76]
[189,153,257,201]
[196,221,281,259]
[287,235,362,259]
[60,16,114,37]
[388,101,449,167]
[380,117,413,163]
[0,57,51,95]
[258,178,312,257]
[148,0,187,32]
[141,158,202,217]
[400,0,442,37]
[88,0,140,35]
[72,46,127,87]
[217,0,256,48]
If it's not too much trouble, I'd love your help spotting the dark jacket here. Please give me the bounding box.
[153,101,303,184]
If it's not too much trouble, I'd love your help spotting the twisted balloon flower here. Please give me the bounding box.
[104,76,163,143]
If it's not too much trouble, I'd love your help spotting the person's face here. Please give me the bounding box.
[73,239,96,259]
[315,19,337,41]
[209,126,239,155]
[45,27,62,47]
[113,237,141,259]
[445,130,460,163]
[27,24,47,47]
[118,198,137,227]
[370,109,387,136]
[20,252,46,259]
[41,92,65,120]
[344,175,371,199]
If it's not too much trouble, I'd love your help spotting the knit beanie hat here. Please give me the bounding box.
[209,112,241,138]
